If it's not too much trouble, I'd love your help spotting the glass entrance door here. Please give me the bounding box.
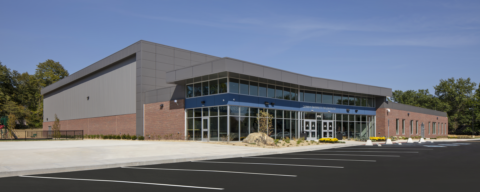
[202,117,209,141]
[305,120,316,140]
[322,121,335,138]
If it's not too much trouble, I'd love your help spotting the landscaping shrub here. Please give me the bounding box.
[116,135,121,139]
[369,137,386,141]
[121,134,126,139]
[285,137,290,143]
[319,138,339,143]
[131,135,137,140]
[102,135,108,139]
[138,136,145,140]
[274,139,279,145]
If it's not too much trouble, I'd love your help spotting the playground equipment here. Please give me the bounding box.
[0,116,18,139]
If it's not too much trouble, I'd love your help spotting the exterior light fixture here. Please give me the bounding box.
[264,101,269,105]
[201,101,205,105]
[355,110,358,113]
[87,96,89,100]
[408,113,410,116]
[437,117,438,120]
[386,108,390,115]
[160,104,164,109]
[346,109,350,112]
[47,118,48,121]
[271,102,275,106]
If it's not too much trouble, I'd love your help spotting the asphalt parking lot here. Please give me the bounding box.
[2,141,479,192]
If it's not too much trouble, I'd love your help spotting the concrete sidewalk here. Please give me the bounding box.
[0,140,362,178]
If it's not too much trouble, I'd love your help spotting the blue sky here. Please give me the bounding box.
[1,0,479,93]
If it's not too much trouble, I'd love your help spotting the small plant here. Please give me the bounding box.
[138,136,145,140]
[274,139,279,146]
[121,134,126,139]
[285,137,290,143]
[131,135,137,140]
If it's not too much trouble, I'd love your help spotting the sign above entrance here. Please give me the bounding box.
[302,105,336,111]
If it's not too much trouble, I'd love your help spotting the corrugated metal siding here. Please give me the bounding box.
[43,57,136,121]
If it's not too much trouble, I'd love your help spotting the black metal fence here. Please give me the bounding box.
[0,130,84,140]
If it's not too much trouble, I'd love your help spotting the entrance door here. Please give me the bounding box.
[322,121,335,138]
[305,120,316,140]
[202,117,209,141]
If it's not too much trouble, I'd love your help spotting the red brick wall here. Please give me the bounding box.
[376,108,448,138]
[42,114,136,135]
[144,99,185,140]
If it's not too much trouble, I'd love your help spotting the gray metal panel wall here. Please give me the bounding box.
[136,41,219,136]
[43,57,136,122]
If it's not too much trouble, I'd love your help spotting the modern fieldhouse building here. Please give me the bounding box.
[42,40,448,141]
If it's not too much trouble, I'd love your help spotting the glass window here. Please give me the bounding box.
[343,96,349,105]
[284,119,291,139]
[349,96,355,105]
[361,97,367,107]
[240,117,249,140]
[230,106,239,116]
[343,114,348,121]
[322,93,333,104]
[194,83,202,97]
[355,97,361,106]
[194,108,202,117]
[284,88,291,100]
[210,117,218,141]
[250,117,258,133]
[194,118,202,140]
[230,116,239,141]
[219,117,228,140]
[187,109,194,117]
[187,118,193,140]
[316,113,322,120]
[349,115,355,121]
[305,112,315,119]
[240,80,249,94]
[291,89,297,101]
[305,91,316,103]
[410,120,413,134]
[402,120,405,134]
[291,111,297,119]
[268,109,275,117]
[300,90,304,101]
[259,83,267,97]
[316,93,322,103]
[249,82,258,96]
[336,114,342,121]
[267,85,275,98]
[219,78,227,93]
[186,84,193,98]
[219,106,228,115]
[275,119,283,139]
[209,80,218,95]
[284,111,291,118]
[250,108,258,117]
[240,107,249,116]
[367,98,373,107]
[355,115,361,121]
[229,78,239,93]
[361,115,366,121]
[396,119,399,134]
[210,107,218,116]
[275,87,283,99]
[416,121,418,134]
[323,113,333,120]
[202,108,209,116]
[202,82,209,96]
[334,95,342,105]
[276,110,283,118]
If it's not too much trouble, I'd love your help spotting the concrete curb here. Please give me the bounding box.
[0,143,361,178]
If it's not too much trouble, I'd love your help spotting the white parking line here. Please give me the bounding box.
[19,175,223,190]
[244,157,376,162]
[283,154,400,157]
[193,161,343,168]
[335,148,433,150]
[309,151,418,153]
[122,167,296,177]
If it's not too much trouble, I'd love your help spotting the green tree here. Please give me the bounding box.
[35,59,69,88]
[52,114,61,138]
[435,77,477,133]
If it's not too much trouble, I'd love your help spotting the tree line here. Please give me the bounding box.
[391,77,480,134]
[0,60,68,128]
